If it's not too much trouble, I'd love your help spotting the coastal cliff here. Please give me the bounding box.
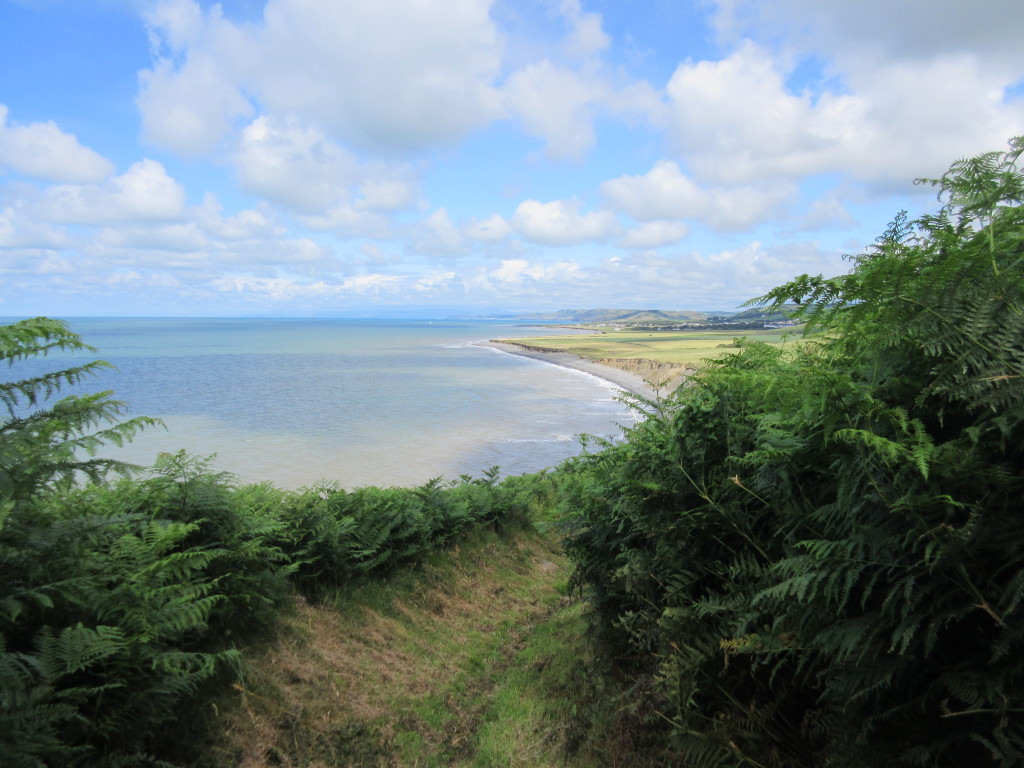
[595,356,693,390]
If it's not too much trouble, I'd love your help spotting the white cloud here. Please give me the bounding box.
[559,239,847,309]
[412,208,466,256]
[40,159,186,224]
[194,195,281,241]
[232,116,424,225]
[463,213,511,242]
[339,274,403,293]
[298,203,393,240]
[601,160,792,231]
[0,105,114,183]
[697,240,842,298]
[357,170,421,212]
[145,0,204,53]
[137,56,253,157]
[511,198,618,246]
[670,18,1024,187]
[138,1,253,156]
[489,257,581,284]
[139,0,502,156]
[97,222,207,252]
[104,270,184,289]
[0,205,71,249]
[601,160,704,220]
[557,0,611,59]
[415,270,457,291]
[793,190,856,233]
[502,60,605,161]
[234,116,359,213]
[617,220,690,249]
[665,43,863,184]
[836,56,1024,183]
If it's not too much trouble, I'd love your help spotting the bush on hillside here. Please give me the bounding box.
[560,137,1024,766]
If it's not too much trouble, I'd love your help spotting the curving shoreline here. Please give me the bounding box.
[478,340,661,400]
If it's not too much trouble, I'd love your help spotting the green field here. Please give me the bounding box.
[505,327,801,368]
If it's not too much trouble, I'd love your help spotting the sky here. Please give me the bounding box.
[1,0,1023,317]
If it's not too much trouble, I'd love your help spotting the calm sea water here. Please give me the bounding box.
[6,318,639,490]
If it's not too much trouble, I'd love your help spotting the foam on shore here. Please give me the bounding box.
[479,341,660,401]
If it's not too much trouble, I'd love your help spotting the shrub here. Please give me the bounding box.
[561,138,1024,766]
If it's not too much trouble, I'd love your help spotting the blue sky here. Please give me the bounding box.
[1,0,1023,317]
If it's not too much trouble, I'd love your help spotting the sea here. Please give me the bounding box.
[5,317,641,490]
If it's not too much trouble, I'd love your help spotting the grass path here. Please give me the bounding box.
[203,523,630,767]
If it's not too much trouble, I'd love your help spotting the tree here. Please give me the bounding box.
[1,317,160,511]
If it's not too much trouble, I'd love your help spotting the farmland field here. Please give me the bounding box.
[500,327,801,369]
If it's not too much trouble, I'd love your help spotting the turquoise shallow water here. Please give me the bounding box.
[5,318,640,489]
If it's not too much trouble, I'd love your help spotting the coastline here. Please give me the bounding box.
[479,341,660,400]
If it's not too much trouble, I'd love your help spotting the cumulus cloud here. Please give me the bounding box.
[665,43,862,184]
[617,220,690,249]
[193,195,281,241]
[357,170,421,212]
[234,116,359,212]
[412,208,466,256]
[557,0,611,60]
[463,213,511,242]
[0,205,71,249]
[415,270,457,292]
[503,60,606,161]
[135,0,657,174]
[487,257,581,285]
[601,160,792,231]
[602,160,705,220]
[231,116,426,221]
[139,0,502,156]
[138,1,253,156]
[297,203,394,240]
[40,159,186,224]
[97,222,208,252]
[0,105,114,183]
[511,198,618,246]
[209,273,405,302]
[670,13,1024,187]
[570,239,846,309]
[792,190,857,233]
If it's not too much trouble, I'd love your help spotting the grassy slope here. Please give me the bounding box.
[504,327,797,369]
[200,521,663,768]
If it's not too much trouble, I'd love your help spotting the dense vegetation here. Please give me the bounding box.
[2,137,1022,766]
[559,137,1024,765]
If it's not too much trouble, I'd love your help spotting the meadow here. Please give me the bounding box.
[500,326,799,368]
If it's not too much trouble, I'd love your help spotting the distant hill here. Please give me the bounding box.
[515,306,799,325]
[706,304,800,324]
[517,308,712,323]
